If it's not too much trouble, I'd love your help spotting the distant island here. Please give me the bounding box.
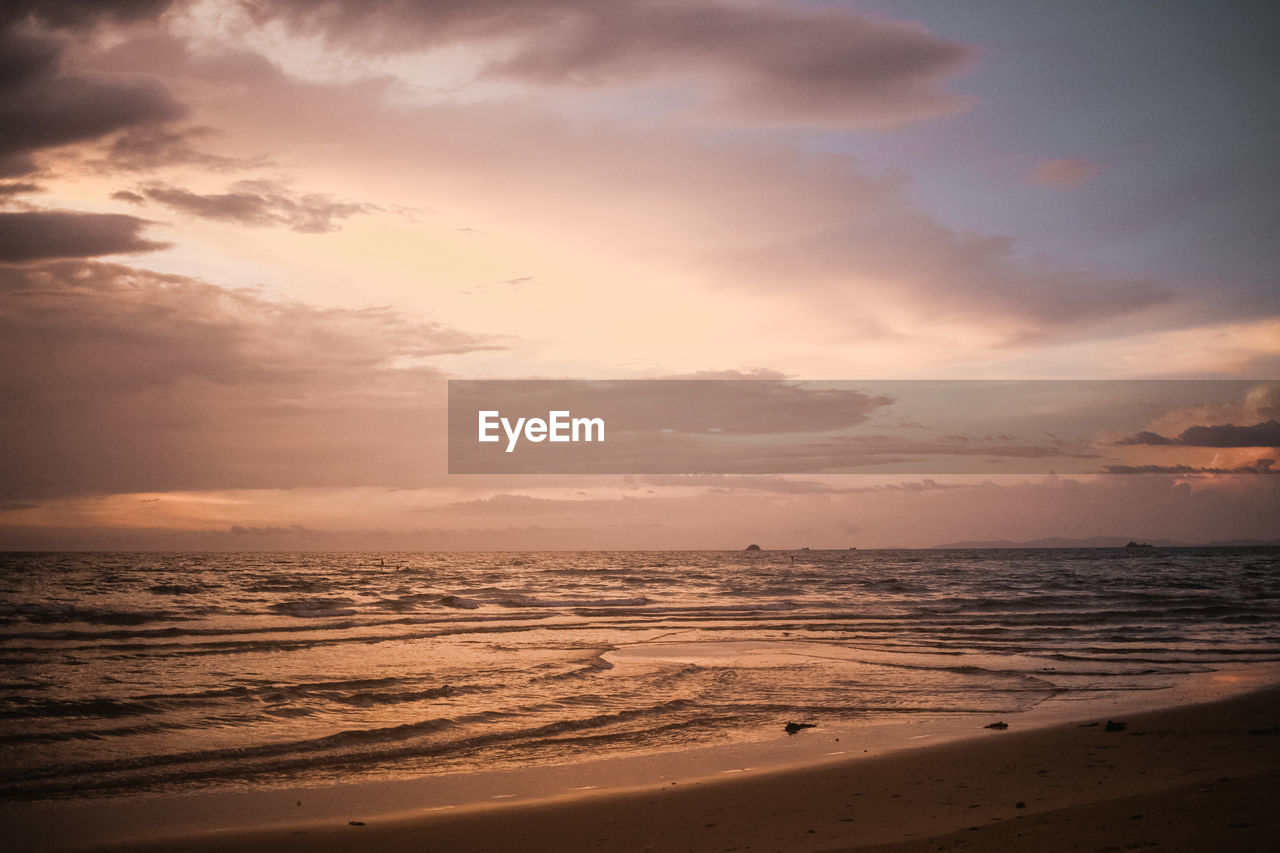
[744,543,761,551]
[934,536,1280,549]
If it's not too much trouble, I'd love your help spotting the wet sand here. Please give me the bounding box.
[54,684,1280,853]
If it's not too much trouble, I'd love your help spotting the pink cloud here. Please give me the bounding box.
[0,260,497,499]
[82,36,1183,338]
[1030,158,1102,188]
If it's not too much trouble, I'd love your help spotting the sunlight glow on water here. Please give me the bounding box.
[1,548,1277,799]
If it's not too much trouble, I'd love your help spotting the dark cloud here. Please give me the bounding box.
[0,182,40,196]
[0,210,166,260]
[633,473,971,495]
[1178,420,1280,447]
[0,260,498,499]
[99,126,263,172]
[0,1,174,30]
[0,28,183,176]
[110,189,146,204]
[830,434,1100,460]
[252,0,974,127]
[1116,430,1177,446]
[487,2,975,126]
[636,474,849,495]
[1117,420,1280,448]
[139,180,377,233]
[1102,460,1276,475]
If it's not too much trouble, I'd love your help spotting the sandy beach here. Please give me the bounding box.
[33,684,1271,853]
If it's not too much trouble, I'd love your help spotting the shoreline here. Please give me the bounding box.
[8,673,1279,852]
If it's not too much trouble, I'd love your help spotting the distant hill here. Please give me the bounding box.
[933,536,1280,549]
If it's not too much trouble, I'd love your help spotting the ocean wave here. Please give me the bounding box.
[438,595,482,609]
[335,685,461,706]
[0,697,165,719]
[267,598,357,618]
[0,702,700,798]
[243,579,332,593]
[532,655,615,682]
[0,602,188,626]
[146,584,209,596]
[2,548,1277,803]
[619,602,797,615]
[0,678,470,723]
[497,595,651,608]
[0,714,256,745]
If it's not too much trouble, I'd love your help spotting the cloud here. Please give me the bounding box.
[632,473,974,495]
[3,470,1277,550]
[0,1,175,30]
[661,368,792,381]
[1178,420,1280,447]
[98,126,263,172]
[0,210,167,260]
[450,382,1104,475]
[830,434,1100,460]
[1102,459,1276,475]
[451,378,894,436]
[1249,385,1280,420]
[137,180,377,232]
[1116,420,1280,448]
[1123,384,1280,443]
[0,260,497,499]
[718,211,1174,334]
[1030,158,1102,188]
[0,182,40,196]
[1115,430,1177,446]
[222,473,1280,548]
[0,28,182,176]
[635,474,850,494]
[77,32,1193,339]
[251,0,975,127]
[39,6,1265,353]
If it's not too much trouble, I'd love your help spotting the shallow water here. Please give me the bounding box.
[1,548,1277,800]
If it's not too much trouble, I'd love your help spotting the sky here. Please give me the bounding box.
[1,0,1277,550]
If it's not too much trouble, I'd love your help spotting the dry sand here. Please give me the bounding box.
[46,686,1280,852]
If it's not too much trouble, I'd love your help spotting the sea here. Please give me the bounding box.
[1,548,1278,803]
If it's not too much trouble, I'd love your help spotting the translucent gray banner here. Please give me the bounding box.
[447,379,1280,474]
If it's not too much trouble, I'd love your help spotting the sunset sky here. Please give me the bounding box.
[2,0,1277,549]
